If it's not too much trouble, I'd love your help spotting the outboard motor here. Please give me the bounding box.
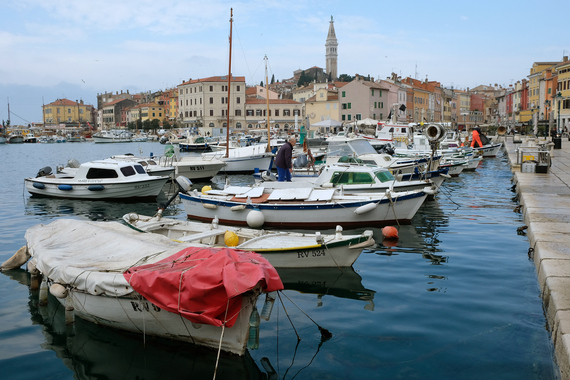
[36,166,52,178]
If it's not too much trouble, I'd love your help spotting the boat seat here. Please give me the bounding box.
[174,229,227,243]
[230,193,271,203]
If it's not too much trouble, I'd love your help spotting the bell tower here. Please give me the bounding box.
[325,16,338,81]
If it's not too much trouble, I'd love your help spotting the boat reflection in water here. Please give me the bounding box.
[6,269,267,380]
[277,267,375,310]
[3,264,376,380]
[24,194,174,221]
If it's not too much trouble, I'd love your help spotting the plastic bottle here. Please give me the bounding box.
[247,305,260,350]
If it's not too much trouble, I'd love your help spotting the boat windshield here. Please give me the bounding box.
[330,171,375,185]
[327,139,377,157]
[375,170,395,183]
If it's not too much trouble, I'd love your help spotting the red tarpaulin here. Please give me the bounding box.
[123,246,283,327]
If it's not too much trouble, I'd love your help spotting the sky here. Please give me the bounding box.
[1,0,568,125]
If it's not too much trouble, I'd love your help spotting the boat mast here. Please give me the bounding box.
[264,55,270,152]
[226,8,233,159]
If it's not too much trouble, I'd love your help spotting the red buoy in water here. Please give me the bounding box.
[382,226,399,239]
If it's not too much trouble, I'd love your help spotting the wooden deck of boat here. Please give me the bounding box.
[503,135,570,379]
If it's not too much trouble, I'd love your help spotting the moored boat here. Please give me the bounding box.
[2,218,283,356]
[179,183,431,229]
[93,130,132,143]
[122,212,375,268]
[25,158,169,201]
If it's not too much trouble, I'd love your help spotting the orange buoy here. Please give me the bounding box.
[382,226,399,239]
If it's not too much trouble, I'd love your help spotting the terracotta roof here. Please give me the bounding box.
[179,75,246,86]
[104,98,133,106]
[47,98,82,106]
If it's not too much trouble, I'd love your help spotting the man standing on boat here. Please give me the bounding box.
[471,127,483,148]
[275,137,296,181]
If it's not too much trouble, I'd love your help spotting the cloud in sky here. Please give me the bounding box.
[1,0,568,123]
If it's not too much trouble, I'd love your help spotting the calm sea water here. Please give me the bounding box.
[0,142,559,379]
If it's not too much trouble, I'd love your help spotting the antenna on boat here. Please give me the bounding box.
[226,8,233,159]
[264,55,271,152]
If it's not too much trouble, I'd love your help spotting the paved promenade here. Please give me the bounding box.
[503,135,570,378]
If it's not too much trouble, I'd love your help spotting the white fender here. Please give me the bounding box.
[231,205,246,211]
[354,202,377,215]
[203,203,217,209]
[50,283,69,299]
[246,209,265,228]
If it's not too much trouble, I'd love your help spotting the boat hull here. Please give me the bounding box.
[55,286,256,356]
[179,191,427,229]
[173,160,226,180]
[93,136,132,143]
[123,214,375,268]
[25,177,169,201]
[474,143,502,157]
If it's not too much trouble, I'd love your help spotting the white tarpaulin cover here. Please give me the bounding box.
[25,219,191,297]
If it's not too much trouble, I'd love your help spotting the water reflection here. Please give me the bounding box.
[5,269,268,380]
[277,267,375,310]
[24,195,177,222]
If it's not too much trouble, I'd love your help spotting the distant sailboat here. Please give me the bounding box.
[6,100,23,144]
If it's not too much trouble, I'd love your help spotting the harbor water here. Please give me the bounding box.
[0,142,560,379]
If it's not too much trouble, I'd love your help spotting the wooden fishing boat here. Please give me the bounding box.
[2,218,282,356]
[122,213,375,268]
[179,183,430,229]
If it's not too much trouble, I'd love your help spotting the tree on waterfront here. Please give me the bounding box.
[271,74,275,84]
[136,119,142,131]
[338,73,353,82]
[150,119,160,131]
[142,119,151,131]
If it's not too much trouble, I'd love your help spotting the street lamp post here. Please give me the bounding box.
[556,91,563,135]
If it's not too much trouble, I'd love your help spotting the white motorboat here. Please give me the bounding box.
[202,144,274,174]
[179,183,431,229]
[2,218,283,356]
[25,158,169,201]
[122,212,375,268]
[110,154,175,177]
[259,163,444,194]
[92,130,132,143]
[326,138,440,173]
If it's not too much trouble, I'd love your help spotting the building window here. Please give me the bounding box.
[256,109,262,116]
[293,109,300,116]
[342,103,347,110]
[210,110,214,116]
[210,97,214,104]
[275,110,279,116]
[210,86,213,91]
[209,122,215,127]
[348,103,352,109]
[236,122,242,129]
[283,109,291,116]
[342,91,346,97]
[246,109,254,116]
[237,85,241,91]
[235,109,241,116]
[237,97,240,104]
